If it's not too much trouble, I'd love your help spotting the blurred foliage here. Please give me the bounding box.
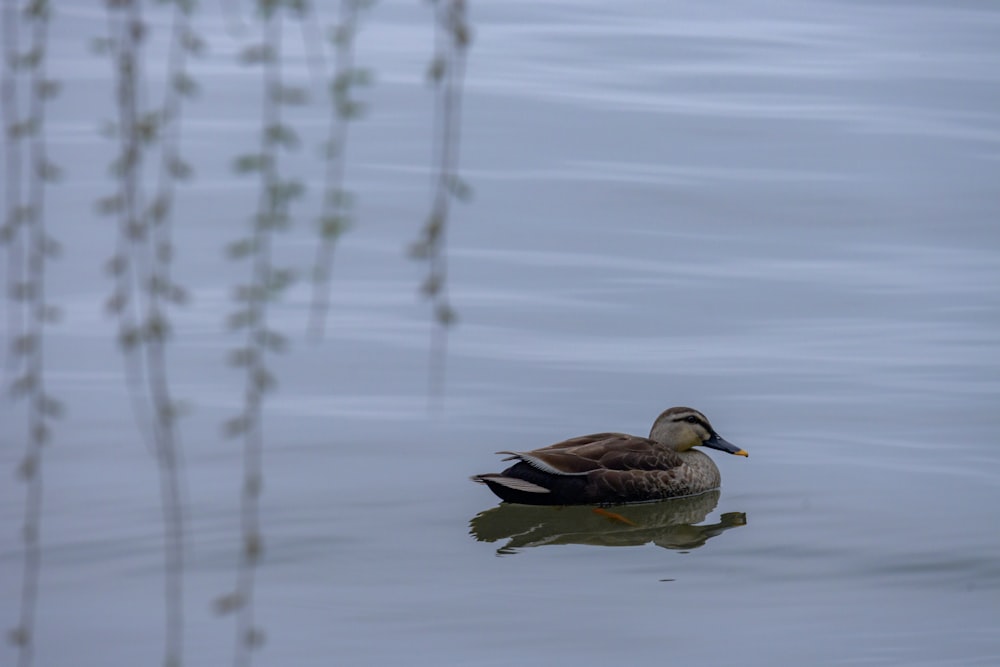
[411,0,472,396]
[94,1,204,666]
[2,3,60,667]
[308,0,375,338]
[2,2,472,666]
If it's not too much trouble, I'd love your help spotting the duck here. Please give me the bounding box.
[471,407,747,505]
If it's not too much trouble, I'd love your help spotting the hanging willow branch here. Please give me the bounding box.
[306,0,374,339]
[96,1,202,665]
[216,3,306,665]
[410,0,472,397]
[2,2,62,667]
[1,0,25,377]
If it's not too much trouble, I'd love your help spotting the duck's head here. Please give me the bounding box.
[649,407,748,457]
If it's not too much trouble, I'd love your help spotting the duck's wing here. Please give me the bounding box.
[498,432,682,476]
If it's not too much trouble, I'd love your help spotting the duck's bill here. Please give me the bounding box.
[703,433,749,457]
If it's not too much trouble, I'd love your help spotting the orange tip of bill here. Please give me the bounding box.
[734,449,749,457]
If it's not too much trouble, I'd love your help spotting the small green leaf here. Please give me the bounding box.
[329,25,351,48]
[447,175,473,202]
[213,592,244,615]
[156,240,173,262]
[118,325,141,350]
[224,415,250,438]
[10,280,35,301]
[41,304,62,324]
[267,269,295,294]
[321,138,339,159]
[38,79,61,99]
[168,156,192,180]
[336,98,365,120]
[42,235,62,258]
[244,627,265,648]
[424,210,445,241]
[25,0,51,20]
[331,71,352,96]
[40,394,64,419]
[126,219,147,241]
[325,188,354,209]
[256,211,289,231]
[233,154,270,173]
[38,159,62,182]
[318,214,350,239]
[273,84,307,106]
[91,37,113,56]
[233,284,264,303]
[136,111,162,142]
[252,367,276,393]
[105,254,128,277]
[427,56,446,84]
[32,422,50,445]
[16,457,37,482]
[408,240,431,260]
[13,334,37,355]
[243,532,263,562]
[156,401,178,426]
[421,273,442,297]
[10,372,38,398]
[228,347,258,368]
[96,195,124,215]
[172,71,200,98]
[180,28,204,55]
[435,302,457,326]
[145,312,171,341]
[19,47,42,69]
[350,68,374,87]
[166,283,188,305]
[239,44,274,65]
[268,180,304,207]
[99,120,118,139]
[257,329,287,353]
[453,22,472,49]
[227,308,256,331]
[264,123,299,149]
[105,291,127,315]
[227,238,257,260]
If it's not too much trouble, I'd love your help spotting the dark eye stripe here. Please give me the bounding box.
[672,414,708,428]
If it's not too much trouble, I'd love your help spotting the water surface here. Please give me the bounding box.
[2,1,999,666]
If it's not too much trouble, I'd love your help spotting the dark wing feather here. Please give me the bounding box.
[498,432,683,477]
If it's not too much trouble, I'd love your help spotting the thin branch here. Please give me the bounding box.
[101,2,198,664]
[104,1,157,452]
[307,0,373,339]
[222,6,303,665]
[2,0,25,376]
[7,3,60,666]
[412,0,472,402]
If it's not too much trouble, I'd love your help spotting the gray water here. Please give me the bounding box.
[2,1,999,665]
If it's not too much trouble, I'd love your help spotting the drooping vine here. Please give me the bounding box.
[1,0,25,376]
[410,0,472,396]
[215,3,306,665]
[2,2,62,667]
[3,4,478,665]
[96,1,202,665]
[306,0,374,339]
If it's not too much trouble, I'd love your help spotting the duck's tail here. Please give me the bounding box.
[470,473,551,494]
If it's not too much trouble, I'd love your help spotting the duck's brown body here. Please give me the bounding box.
[472,407,746,506]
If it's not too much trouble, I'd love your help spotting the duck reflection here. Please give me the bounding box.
[470,490,745,555]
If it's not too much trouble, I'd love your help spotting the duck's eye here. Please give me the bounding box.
[684,416,699,424]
